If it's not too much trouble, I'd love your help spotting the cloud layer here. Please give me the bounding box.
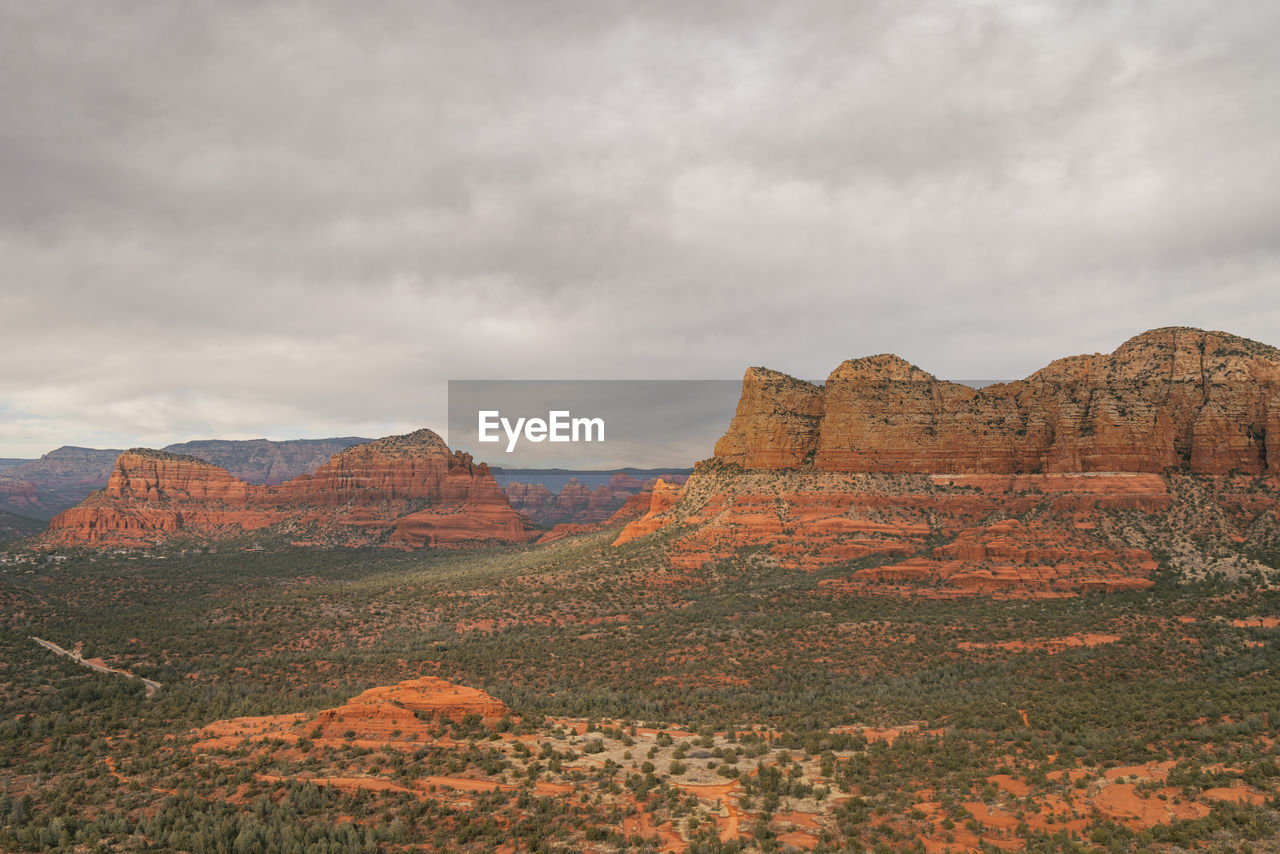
[3,1,1278,456]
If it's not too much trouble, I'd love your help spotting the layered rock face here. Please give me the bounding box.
[617,328,1280,597]
[618,469,1173,596]
[714,368,824,468]
[716,328,1280,475]
[0,475,42,518]
[46,430,533,549]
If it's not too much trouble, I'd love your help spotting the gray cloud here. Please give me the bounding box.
[2,1,1278,457]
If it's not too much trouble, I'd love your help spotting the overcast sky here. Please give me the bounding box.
[2,1,1278,457]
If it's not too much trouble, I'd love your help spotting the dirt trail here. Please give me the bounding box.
[675,779,744,841]
[103,755,180,796]
[31,636,161,696]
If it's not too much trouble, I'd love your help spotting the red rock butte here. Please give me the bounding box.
[617,328,1280,597]
[45,429,534,549]
[715,327,1280,475]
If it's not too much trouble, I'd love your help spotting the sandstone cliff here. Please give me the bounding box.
[46,430,533,549]
[716,328,1280,475]
[616,328,1280,597]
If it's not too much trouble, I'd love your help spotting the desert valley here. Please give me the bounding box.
[2,327,1280,853]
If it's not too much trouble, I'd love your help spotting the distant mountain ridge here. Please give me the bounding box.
[0,447,124,521]
[0,437,371,521]
[162,437,372,485]
[44,429,532,549]
[501,471,692,527]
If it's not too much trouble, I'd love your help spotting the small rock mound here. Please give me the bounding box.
[312,677,510,741]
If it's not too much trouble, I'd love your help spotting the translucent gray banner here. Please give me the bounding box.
[447,380,744,469]
[447,378,1007,469]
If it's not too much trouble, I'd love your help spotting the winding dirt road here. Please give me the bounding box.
[31,636,161,696]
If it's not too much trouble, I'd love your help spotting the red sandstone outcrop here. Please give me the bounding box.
[0,447,124,520]
[613,479,684,546]
[615,328,1280,597]
[504,482,556,518]
[843,516,1159,596]
[714,368,824,469]
[716,328,1280,476]
[193,676,511,750]
[3,440,365,522]
[45,430,534,549]
[609,472,644,492]
[617,470,1169,595]
[556,480,618,521]
[312,677,510,741]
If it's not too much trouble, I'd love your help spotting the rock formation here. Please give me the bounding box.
[192,675,512,750]
[617,328,1280,597]
[504,478,621,526]
[45,430,533,549]
[312,677,510,741]
[716,328,1280,475]
[0,475,43,518]
[1,438,371,521]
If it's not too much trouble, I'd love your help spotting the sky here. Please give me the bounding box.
[2,1,1279,458]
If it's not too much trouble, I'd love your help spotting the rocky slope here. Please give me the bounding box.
[44,430,533,549]
[617,328,1280,597]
